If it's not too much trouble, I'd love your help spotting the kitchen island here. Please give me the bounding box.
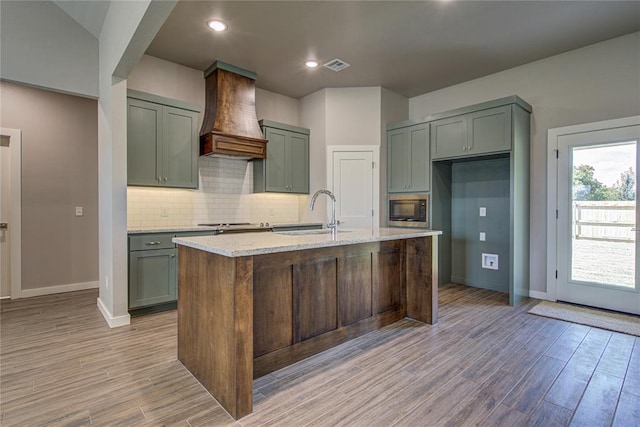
[173,228,441,419]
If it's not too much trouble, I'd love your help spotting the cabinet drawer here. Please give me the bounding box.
[129,234,175,251]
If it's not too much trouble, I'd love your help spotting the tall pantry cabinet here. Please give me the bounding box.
[387,96,532,305]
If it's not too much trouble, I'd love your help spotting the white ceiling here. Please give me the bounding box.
[145,0,640,99]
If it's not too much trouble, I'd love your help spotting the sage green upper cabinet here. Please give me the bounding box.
[387,123,430,193]
[431,106,512,160]
[127,90,200,189]
[254,120,310,194]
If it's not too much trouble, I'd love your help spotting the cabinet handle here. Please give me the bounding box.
[157,176,161,182]
[163,177,167,182]
[146,241,161,245]
[170,254,175,258]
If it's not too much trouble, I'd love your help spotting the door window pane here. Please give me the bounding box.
[571,142,636,287]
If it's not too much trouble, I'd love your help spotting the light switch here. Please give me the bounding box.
[479,207,486,217]
[75,207,83,217]
[479,232,486,241]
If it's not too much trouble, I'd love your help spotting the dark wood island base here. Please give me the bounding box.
[177,236,438,419]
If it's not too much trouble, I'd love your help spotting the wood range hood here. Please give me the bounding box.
[199,61,267,159]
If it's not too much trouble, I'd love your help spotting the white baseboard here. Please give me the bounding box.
[529,290,550,300]
[97,297,131,328]
[17,280,99,298]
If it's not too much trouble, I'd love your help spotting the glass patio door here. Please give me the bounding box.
[556,125,639,315]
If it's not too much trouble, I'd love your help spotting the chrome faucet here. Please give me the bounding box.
[310,189,337,236]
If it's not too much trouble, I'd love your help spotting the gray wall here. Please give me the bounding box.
[451,158,510,292]
[0,81,98,290]
[409,32,640,294]
[0,0,99,98]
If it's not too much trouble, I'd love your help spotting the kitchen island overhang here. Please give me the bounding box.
[173,228,441,419]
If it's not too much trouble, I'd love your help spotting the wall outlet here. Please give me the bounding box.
[160,207,168,217]
[479,232,486,241]
[75,206,84,216]
[482,253,499,270]
[479,207,486,217]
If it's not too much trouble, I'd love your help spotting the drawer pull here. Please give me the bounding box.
[146,241,162,245]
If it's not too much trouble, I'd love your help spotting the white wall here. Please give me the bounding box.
[409,32,640,294]
[256,88,300,126]
[326,88,381,145]
[128,55,205,115]
[299,90,328,222]
[0,0,98,98]
[380,89,409,224]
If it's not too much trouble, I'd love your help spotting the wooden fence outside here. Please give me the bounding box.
[573,201,636,242]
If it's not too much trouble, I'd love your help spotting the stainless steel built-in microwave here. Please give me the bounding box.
[388,194,429,228]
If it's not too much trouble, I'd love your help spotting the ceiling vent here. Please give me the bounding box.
[323,58,350,72]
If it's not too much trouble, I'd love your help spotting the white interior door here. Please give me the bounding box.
[555,124,639,315]
[329,148,377,230]
[0,135,11,297]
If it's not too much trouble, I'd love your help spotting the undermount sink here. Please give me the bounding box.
[277,229,352,236]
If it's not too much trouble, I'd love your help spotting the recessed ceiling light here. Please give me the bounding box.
[305,60,319,68]
[207,19,228,32]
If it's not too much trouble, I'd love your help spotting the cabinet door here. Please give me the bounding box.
[127,99,162,186]
[468,106,512,156]
[129,248,177,309]
[293,258,338,342]
[431,115,467,160]
[162,106,199,189]
[253,265,293,357]
[264,128,288,192]
[288,133,309,193]
[409,124,430,191]
[339,254,373,326]
[387,128,410,192]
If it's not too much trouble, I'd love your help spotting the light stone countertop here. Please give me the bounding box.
[173,227,442,257]
[128,222,323,234]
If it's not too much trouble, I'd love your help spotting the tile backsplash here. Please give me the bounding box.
[127,156,300,228]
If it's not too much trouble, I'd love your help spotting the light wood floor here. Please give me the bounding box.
[1,284,638,426]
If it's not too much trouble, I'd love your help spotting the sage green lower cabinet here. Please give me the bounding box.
[254,120,310,194]
[128,230,219,314]
[129,233,178,311]
[127,90,200,189]
[431,106,511,160]
[387,123,430,193]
